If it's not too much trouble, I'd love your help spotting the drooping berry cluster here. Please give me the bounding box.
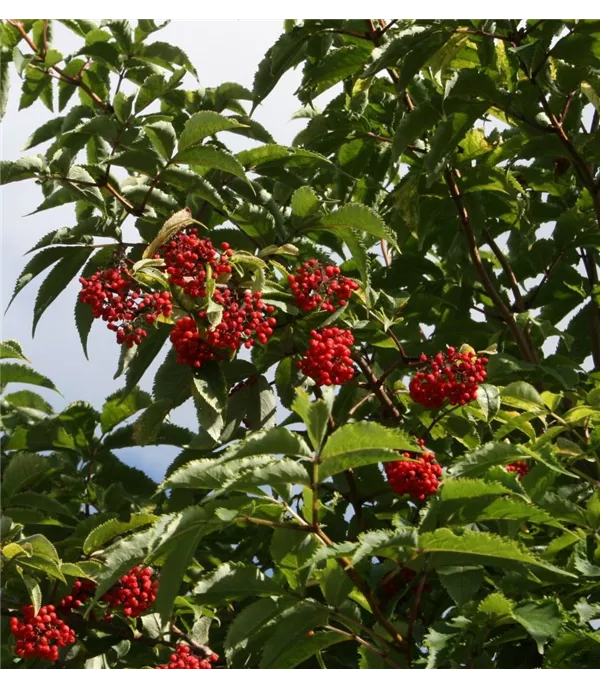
[409,346,488,408]
[156,230,232,298]
[59,579,97,613]
[297,327,355,386]
[101,566,158,619]
[156,643,218,669]
[170,292,277,367]
[79,268,173,347]
[384,440,442,501]
[288,259,359,313]
[10,604,76,662]
[506,461,530,479]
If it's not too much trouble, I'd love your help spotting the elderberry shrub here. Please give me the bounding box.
[409,346,488,408]
[297,326,355,386]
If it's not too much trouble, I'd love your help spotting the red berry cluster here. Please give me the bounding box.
[409,346,488,408]
[384,440,442,501]
[79,268,172,347]
[101,566,158,619]
[297,327,355,386]
[10,604,76,662]
[156,643,218,669]
[170,291,276,367]
[59,579,97,613]
[156,230,232,298]
[506,461,530,479]
[288,259,359,313]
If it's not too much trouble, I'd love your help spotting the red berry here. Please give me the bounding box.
[505,461,529,479]
[384,445,442,501]
[409,347,488,408]
[288,260,359,313]
[155,643,215,669]
[10,604,77,662]
[101,565,158,619]
[297,327,355,387]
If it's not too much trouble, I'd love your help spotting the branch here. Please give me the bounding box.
[482,228,525,312]
[444,169,538,363]
[354,354,401,420]
[323,624,402,669]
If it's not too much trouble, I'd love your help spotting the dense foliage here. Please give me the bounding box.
[1,18,600,669]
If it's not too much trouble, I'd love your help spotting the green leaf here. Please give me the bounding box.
[1,453,48,500]
[121,323,171,391]
[144,121,176,161]
[0,362,59,394]
[316,203,399,251]
[225,598,288,659]
[178,111,243,151]
[192,362,227,442]
[290,186,320,218]
[438,566,484,606]
[100,387,152,433]
[245,375,277,432]
[513,599,564,654]
[32,247,94,336]
[259,601,330,668]
[137,41,197,77]
[134,70,185,113]
[23,116,65,150]
[82,514,158,555]
[587,491,600,529]
[501,381,545,412]
[291,388,330,452]
[237,144,329,169]
[423,103,488,184]
[418,528,576,580]
[224,427,312,460]
[0,155,45,184]
[476,384,500,421]
[319,559,354,607]
[319,422,418,479]
[301,45,370,98]
[0,53,9,121]
[392,102,439,159]
[6,247,71,312]
[3,390,53,414]
[20,572,42,614]
[1,340,28,361]
[449,442,524,477]
[194,563,286,603]
[173,145,247,180]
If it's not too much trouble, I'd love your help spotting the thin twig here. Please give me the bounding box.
[354,354,402,420]
[482,228,525,312]
[444,170,538,363]
[323,624,401,668]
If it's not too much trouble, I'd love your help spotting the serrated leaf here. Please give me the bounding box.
[174,145,247,181]
[319,422,418,479]
[513,599,563,654]
[438,566,484,606]
[315,203,399,252]
[290,185,320,218]
[178,111,243,151]
[1,340,28,361]
[137,41,197,77]
[121,323,171,391]
[193,563,286,603]
[501,381,545,412]
[6,246,71,312]
[0,155,45,184]
[224,427,312,460]
[449,442,524,477]
[32,247,93,336]
[144,121,176,161]
[0,362,59,394]
[100,387,152,433]
[291,387,330,452]
[192,363,227,442]
[1,453,49,500]
[83,514,158,555]
[418,528,576,580]
[259,600,330,668]
[476,384,500,421]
